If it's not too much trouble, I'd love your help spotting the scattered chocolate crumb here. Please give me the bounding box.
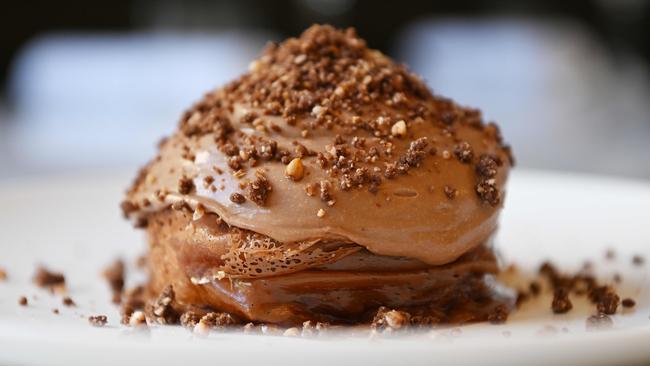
[102,259,125,304]
[148,285,179,325]
[177,176,195,195]
[33,266,65,289]
[88,315,108,327]
[198,312,239,328]
[18,296,28,306]
[586,313,613,331]
[180,311,202,329]
[371,307,411,332]
[0,267,6,281]
[62,296,75,307]
[551,287,573,314]
[229,192,246,204]
[622,298,636,308]
[52,308,59,315]
[596,292,620,315]
[632,255,645,266]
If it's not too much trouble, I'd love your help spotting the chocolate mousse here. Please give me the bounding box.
[121,25,514,326]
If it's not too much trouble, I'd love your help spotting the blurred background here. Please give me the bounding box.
[0,0,649,180]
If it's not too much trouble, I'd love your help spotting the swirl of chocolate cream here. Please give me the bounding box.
[123,24,513,266]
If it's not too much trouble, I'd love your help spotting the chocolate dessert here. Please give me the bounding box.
[121,25,514,326]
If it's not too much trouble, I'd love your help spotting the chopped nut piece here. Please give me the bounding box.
[317,208,326,218]
[128,310,147,327]
[390,120,407,137]
[285,158,305,181]
[283,327,301,337]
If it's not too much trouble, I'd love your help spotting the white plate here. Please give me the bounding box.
[0,170,648,366]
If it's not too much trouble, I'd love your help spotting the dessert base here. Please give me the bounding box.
[145,209,514,326]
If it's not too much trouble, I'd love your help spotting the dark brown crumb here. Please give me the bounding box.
[247,173,272,206]
[229,192,246,204]
[551,287,573,314]
[586,313,613,331]
[596,292,620,315]
[33,266,65,289]
[177,176,195,195]
[180,311,203,329]
[487,304,509,324]
[475,154,500,178]
[88,315,108,327]
[102,259,125,304]
[475,179,500,206]
[52,308,59,314]
[371,307,411,332]
[453,141,474,163]
[18,296,28,306]
[147,285,179,325]
[62,296,75,307]
[621,298,636,308]
[632,255,645,266]
[198,312,239,328]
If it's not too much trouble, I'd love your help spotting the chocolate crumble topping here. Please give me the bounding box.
[247,173,272,206]
[18,296,28,306]
[476,179,500,207]
[453,141,474,163]
[178,176,195,195]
